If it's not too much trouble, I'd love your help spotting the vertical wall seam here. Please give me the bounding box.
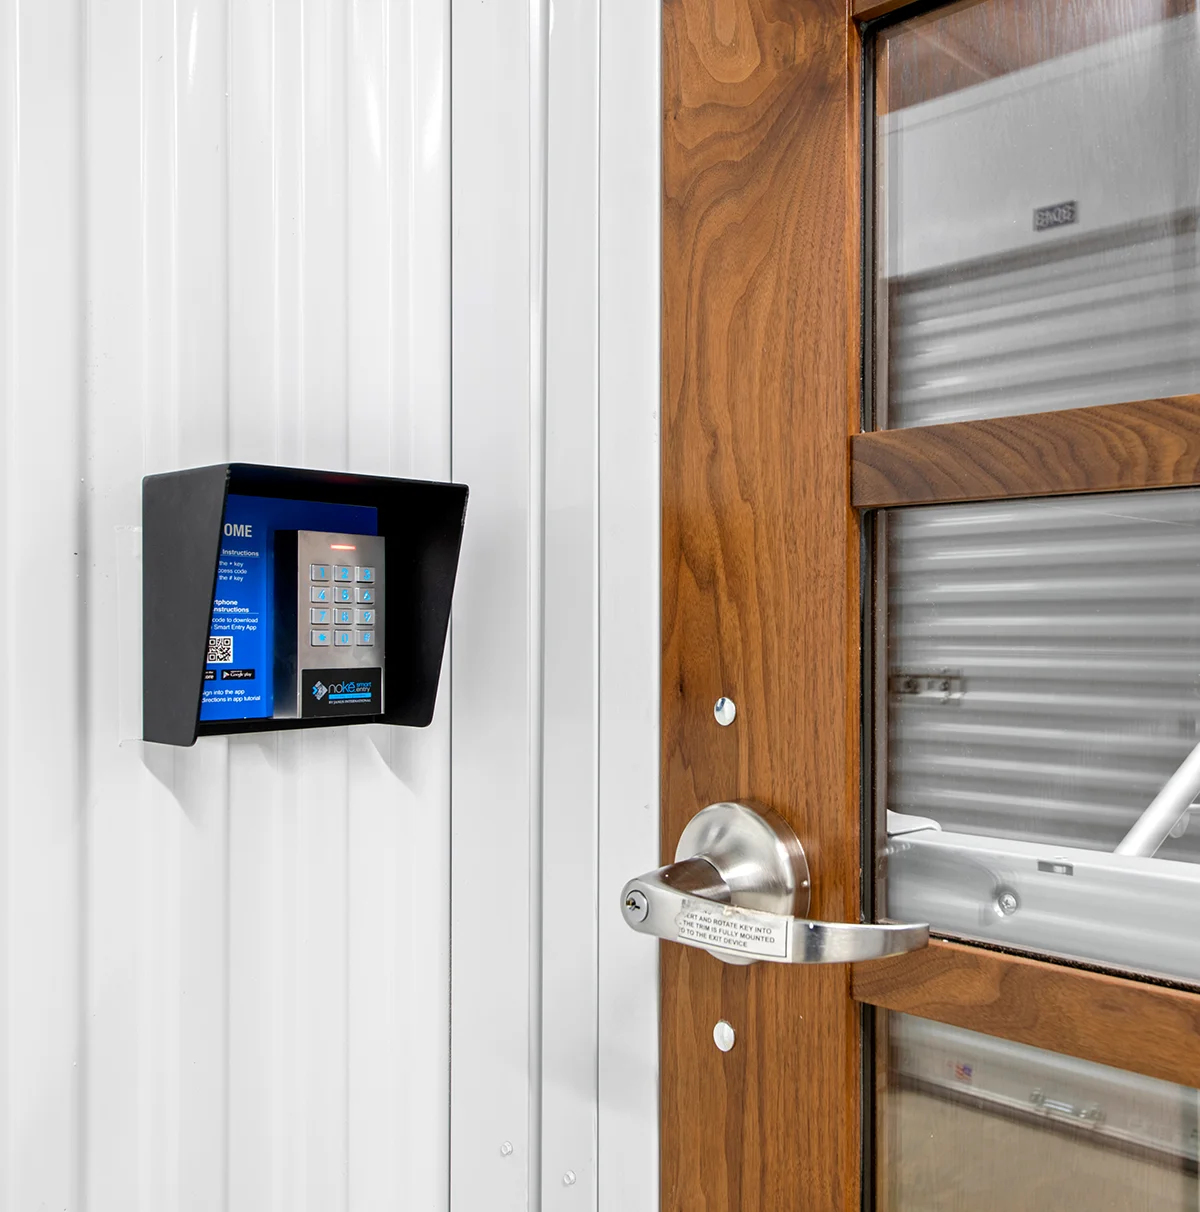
[528,0,551,1203]
[76,0,92,1205]
[297,0,307,458]
[221,0,231,457]
[592,3,603,1202]
[221,3,234,1209]
[270,0,280,459]
[2,3,17,1204]
[168,0,179,463]
[445,0,456,1203]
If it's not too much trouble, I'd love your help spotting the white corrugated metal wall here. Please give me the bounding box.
[449,0,660,1205]
[1,2,452,1208]
[0,1,660,1209]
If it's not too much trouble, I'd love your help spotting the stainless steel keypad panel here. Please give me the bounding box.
[292,528,386,714]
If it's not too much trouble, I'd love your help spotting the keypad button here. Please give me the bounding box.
[310,564,331,582]
[356,566,375,583]
[311,629,331,646]
[311,607,331,625]
[333,585,354,604]
[355,586,375,604]
[356,630,374,646]
[334,565,354,582]
[311,586,331,604]
[334,630,353,647]
[355,608,375,626]
[335,608,354,626]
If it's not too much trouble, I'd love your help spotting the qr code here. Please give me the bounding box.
[207,636,234,664]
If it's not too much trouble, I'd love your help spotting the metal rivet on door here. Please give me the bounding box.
[714,696,737,726]
[563,1171,577,1186]
[500,1141,513,1157]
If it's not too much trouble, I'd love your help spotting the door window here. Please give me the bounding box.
[872,0,1200,429]
[880,1013,1200,1212]
[867,0,1200,1202]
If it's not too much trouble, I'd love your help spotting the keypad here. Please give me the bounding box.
[308,547,380,650]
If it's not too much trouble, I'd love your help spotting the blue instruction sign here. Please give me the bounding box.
[200,494,378,722]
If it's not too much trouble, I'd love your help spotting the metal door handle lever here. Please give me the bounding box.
[620,802,929,966]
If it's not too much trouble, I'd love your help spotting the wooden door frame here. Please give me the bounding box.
[661,2,1200,1210]
[662,2,864,1208]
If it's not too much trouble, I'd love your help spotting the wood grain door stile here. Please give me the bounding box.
[661,1,862,1209]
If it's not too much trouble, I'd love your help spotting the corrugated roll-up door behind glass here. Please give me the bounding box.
[885,218,1200,430]
[886,220,1200,866]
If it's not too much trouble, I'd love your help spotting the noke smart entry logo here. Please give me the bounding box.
[301,668,382,719]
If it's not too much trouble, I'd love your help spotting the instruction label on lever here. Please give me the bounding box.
[675,899,790,960]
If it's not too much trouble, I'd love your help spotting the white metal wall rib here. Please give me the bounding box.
[2,0,659,1207]
[451,0,661,1207]
[449,0,537,1201]
[596,2,661,1207]
[1,2,451,1209]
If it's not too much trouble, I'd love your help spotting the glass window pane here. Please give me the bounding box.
[873,0,1200,429]
[880,488,1200,982]
[879,1013,1200,1212]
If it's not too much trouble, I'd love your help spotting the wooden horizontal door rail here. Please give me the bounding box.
[853,0,924,22]
[852,939,1200,1090]
[851,394,1200,508]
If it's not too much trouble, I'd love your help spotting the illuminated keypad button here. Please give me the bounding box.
[333,585,354,604]
[311,607,331,625]
[356,566,375,583]
[335,608,354,626]
[310,586,331,604]
[311,630,331,646]
[356,630,374,646]
[355,586,375,604]
[334,565,354,582]
[334,630,353,647]
[355,608,375,626]
[310,564,331,582]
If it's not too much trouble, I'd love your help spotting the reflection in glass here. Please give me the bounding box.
[874,0,1200,428]
[881,489,1200,982]
[879,1014,1199,1212]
